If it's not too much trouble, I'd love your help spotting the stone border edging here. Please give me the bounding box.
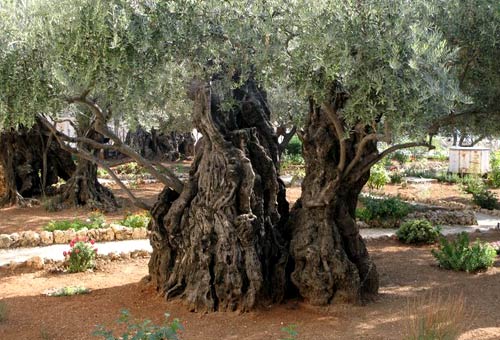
[0,224,149,249]
[0,249,152,271]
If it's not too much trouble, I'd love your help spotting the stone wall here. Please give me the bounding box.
[0,224,149,249]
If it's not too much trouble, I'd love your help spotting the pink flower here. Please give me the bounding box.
[75,248,80,254]
[63,251,67,256]
[90,239,95,245]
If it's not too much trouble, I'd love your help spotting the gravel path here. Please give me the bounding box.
[1,212,499,266]
[0,239,152,266]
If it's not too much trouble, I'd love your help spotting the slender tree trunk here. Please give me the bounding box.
[288,103,379,305]
[148,79,289,312]
[277,125,297,158]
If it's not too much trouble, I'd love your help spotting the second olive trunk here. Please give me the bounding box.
[288,104,379,305]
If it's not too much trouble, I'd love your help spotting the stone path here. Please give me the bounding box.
[1,213,499,266]
[0,239,152,266]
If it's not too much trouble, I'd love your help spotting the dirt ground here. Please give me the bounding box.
[2,180,479,235]
[0,182,164,234]
[1,232,500,340]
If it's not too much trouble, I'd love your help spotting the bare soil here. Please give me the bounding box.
[2,232,500,339]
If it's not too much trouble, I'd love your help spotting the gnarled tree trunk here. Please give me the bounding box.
[288,101,379,305]
[0,118,75,206]
[54,128,118,212]
[148,80,289,312]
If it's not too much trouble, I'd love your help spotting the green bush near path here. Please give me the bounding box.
[43,212,106,232]
[432,232,497,273]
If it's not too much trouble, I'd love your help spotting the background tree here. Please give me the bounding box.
[0,0,188,210]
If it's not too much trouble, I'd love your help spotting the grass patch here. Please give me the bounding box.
[43,213,105,232]
[0,301,7,322]
[404,292,467,340]
[119,212,151,229]
[45,286,90,297]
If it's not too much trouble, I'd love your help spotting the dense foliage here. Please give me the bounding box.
[396,219,440,244]
[357,196,413,223]
[432,233,497,272]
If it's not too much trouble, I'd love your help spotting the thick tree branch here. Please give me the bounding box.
[66,96,184,193]
[322,103,346,172]
[357,140,434,177]
[39,116,152,210]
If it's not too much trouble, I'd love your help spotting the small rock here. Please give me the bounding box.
[39,231,54,245]
[76,227,89,239]
[53,230,66,244]
[0,234,12,248]
[20,231,41,247]
[26,256,44,270]
[132,228,148,240]
[65,229,77,242]
[87,229,99,241]
[10,233,20,247]
[98,228,114,241]
[120,252,131,260]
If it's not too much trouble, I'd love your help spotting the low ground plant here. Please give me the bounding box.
[64,237,98,273]
[357,196,413,226]
[284,135,302,156]
[367,163,390,190]
[120,212,151,229]
[44,212,106,232]
[45,286,90,297]
[432,232,497,272]
[459,175,499,209]
[281,324,299,340]
[0,301,7,322]
[404,292,466,340]
[396,219,440,244]
[488,151,500,188]
[93,309,183,340]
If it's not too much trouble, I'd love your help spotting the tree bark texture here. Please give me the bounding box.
[54,129,118,212]
[148,80,289,312]
[288,103,379,305]
[125,128,195,161]
[0,119,75,206]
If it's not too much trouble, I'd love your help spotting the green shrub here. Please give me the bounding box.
[392,151,410,165]
[281,324,298,340]
[390,171,403,184]
[43,213,106,232]
[284,135,302,156]
[435,172,460,184]
[459,175,485,195]
[396,219,440,244]
[120,213,151,229]
[64,237,98,273]
[458,175,498,209]
[471,189,499,210]
[431,232,497,272]
[367,163,390,190]
[114,162,146,176]
[0,301,7,322]
[281,152,305,166]
[488,151,500,188]
[46,286,90,297]
[358,196,412,221]
[93,309,182,340]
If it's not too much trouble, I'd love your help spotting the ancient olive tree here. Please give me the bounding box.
[147,0,500,311]
[0,0,188,210]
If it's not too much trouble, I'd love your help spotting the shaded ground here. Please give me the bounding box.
[0,182,163,234]
[1,232,500,339]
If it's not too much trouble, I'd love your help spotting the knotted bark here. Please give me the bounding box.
[289,102,379,305]
[0,118,75,206]
[148,80,288,312]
